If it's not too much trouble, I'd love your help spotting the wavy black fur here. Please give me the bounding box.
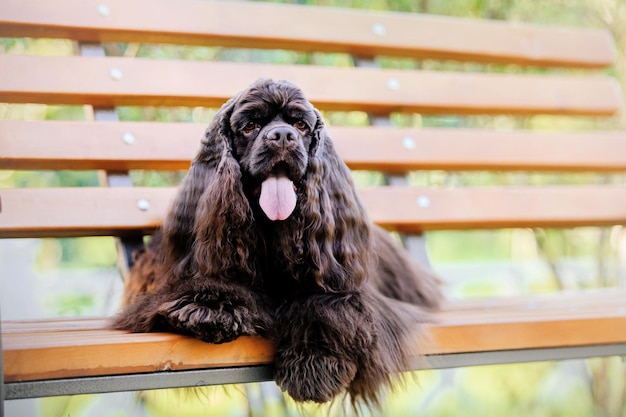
[111,79,442,407]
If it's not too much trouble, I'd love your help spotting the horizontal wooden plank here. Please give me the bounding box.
[2,185,626,238]
[4,330,274,382]
[0,187,172,238]
[0,0,615,68]
[0,55,621,116]
[3,121,626,172]
[333,127,626,172]
[0,120,202,171]
[361,186,626,232]
[4,289,625,382]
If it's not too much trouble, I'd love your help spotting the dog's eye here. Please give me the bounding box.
[293,121,307,131]
[242,121,259,135]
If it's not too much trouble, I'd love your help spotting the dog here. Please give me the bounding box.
[111,79,442,407]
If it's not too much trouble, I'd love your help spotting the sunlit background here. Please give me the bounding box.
[2,0,626,416]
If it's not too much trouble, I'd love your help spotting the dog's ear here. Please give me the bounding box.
[161,93,258,283]
[299,111,373,291]
[192,145,258,283]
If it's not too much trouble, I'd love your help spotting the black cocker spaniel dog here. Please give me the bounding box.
[112,79,442,407]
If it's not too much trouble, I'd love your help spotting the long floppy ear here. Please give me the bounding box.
[161,94,257,283]
[299,111,373,291]
[192,144,258,284]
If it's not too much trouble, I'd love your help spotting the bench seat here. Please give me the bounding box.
[5,288,626,399]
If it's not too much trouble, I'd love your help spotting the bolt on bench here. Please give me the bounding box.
[2,0,626,413]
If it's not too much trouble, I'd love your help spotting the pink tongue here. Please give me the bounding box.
[259,175,297,221]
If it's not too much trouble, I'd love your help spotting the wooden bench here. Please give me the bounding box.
[2,0,626,411]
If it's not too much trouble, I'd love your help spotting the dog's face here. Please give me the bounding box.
[226,80,319,221]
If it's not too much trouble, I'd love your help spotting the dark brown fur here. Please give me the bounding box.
[111,79,442,407]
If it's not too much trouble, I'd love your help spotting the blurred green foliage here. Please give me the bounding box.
[2,0,626,415]
[41,356,626,417]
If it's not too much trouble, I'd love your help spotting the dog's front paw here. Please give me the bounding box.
[158,295,271,343]
[274,349,358,403]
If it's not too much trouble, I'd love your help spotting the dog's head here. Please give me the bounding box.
[164,78,371,287]
[218,79,322,221]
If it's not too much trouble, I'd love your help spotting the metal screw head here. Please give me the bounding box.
[136,198,151,211]
[372,23,387,36]
[402,136,416,150]
[97,4,110,16]
[122,132,136,145]
[386,77,400,91]
[416,195,431,208]
[109,67,123,81]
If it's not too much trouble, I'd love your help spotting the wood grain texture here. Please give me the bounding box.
[359,186,626,231]
[0,55,621,115]
[3,121,626,172]
[0,0,615,68]
[4,289,625,382]
[2,186,626,238]
[0,187,172,238]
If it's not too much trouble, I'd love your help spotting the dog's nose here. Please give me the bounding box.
[267,126,297,146]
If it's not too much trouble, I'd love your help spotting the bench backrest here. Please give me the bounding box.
[2,0,626,407]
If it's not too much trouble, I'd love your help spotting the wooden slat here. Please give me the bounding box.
[3,121,626,172]
[4,330,274,382]
[0,187,172,238]
[361,186,626,232]
[0,0,615,68]
[334,127,626,172]
[0,120,202,171]
[3,289,625,382]
[2,186,626,238]
[0,55,621,116]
